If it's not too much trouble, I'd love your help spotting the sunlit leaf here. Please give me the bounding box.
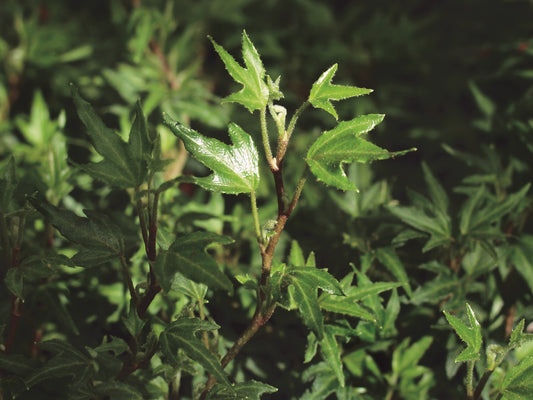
[444,303,482,362]
[308,64,372,120]
[165,117,260,194]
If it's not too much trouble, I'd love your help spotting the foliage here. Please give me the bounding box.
[1,1,533,399]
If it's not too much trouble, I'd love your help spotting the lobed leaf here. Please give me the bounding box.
[165,117,260,194]
[288,275,325,339]
[307,115,415,191]
[444,303,482,362]
[155,231,234,294]
[319,325,345,387]
[207,380,278,399]
[308,64,372,120]
[209,31,269,112]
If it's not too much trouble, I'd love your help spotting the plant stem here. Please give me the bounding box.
[286,101,309,141]
[260,107,275,169]
[250,191,263,246]
[466,360,475,400]
[473,370,493,400]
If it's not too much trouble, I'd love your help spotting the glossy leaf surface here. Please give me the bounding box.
[307,115,415,191]
[209,31,269,112]
[165,117,260,194]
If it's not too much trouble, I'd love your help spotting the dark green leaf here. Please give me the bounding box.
[348,281,402,302]
[288,274,324,339]
[318,295,375,321]
[0,353,36,375]
[308,64,373,120]
[122,303,146,337]
[160,318,231,389]
[207,380,278,399]
[306,115,415,191]
[209,31,269,112]
[28,197,124,266]
[93,382,143,400]
[155,231,234,294]
[422,162,448,213]
[0,156,17,211]
[93,336,130,356]
[375,247,412,297]
[165,118,260,194]
[444,303,482,362]
[511,235,533,294]
[127,100,152,185]
[5,268,23,299]
[289,267,343,295]
[71,84,138,188]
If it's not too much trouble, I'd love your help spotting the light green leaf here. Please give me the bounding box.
[308,64,373,120]
[444,303,482,362]
[207,380,278,399]
[160,318,231,389]
[319,325,345,387]
[307,115,415,191]
[392,336,433,373]
[500,355,533,399]
[71,84,137,188]
[209,31,269,112]
[289,240,306,267]
[165,118,260,194]
[155,231,234,294]
[348,281,402,302]
[375,247,412,297]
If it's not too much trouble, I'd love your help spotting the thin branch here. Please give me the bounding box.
[260,107,276,169]
[250,191,263,246]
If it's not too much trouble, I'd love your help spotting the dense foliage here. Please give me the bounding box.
[1,1,533,399]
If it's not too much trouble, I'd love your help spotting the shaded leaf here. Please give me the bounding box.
[308,64,372,120]
[288,275,325,339]
[209,31,269,112]
[422,162,448,213]
[500,355,533,399]
[160,318,231,389]
[0,156,17,211]
[510,235,533,294]
[375,247,412,297]
[93,382,143,400]
[319,325,345,387]
[155,231,234,294]
[289,267,344,296]
[5,268,23,299]
[165,118,260,194]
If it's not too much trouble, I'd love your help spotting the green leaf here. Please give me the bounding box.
[500,355,533,399]
[207,380,278,399]
[71,84,138,188]
[25,340,93,389]
[319,295,375,321]
[289,267,344,296]
[160,318,231,389]
[375,247,412,297]
[288,274,325,339]
[209,31,269,112]
[444,303,482,362]
[348,281,402,302]
[306,115,415,191]
[126,100,152,183]
[319,325,345,387]
[5,268,23,299]
[28,197,124,267]
[510,235,533,294]
[165,118,260,194]
[422,162,448,213]
[93,382,143,400]
[93,336,130,356]
[392,336,433,373]
[0,353,35,375]
[289,240,306,267]
[122,303,146,337]
[308,64,373,120]
[0,156,17,211]
[155,231,234,294]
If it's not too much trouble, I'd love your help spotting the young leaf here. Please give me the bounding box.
[306,115,415,191]
[164,117,260,194]
[71,85,139,188]
[209,31,269,112]
[155,231,234,294]
[500,355,533,399]
[444,303,482,362]
[308,64,372,120]
[207,380,278,399]
[160,318,232,389]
